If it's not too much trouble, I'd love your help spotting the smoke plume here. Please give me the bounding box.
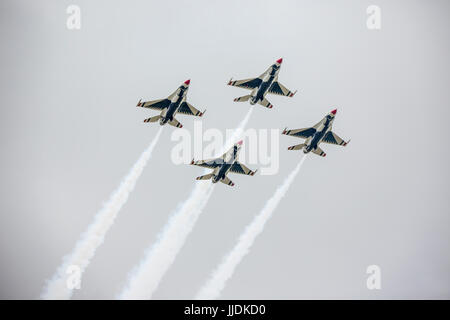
[196,155,307,300]
[41,127,164,299]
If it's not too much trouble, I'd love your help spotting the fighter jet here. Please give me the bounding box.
[190,140,257,186]
[136,80,205,128]
[227,58,297,109]
[282,109,350,157]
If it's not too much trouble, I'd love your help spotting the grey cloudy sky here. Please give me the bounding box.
[1,0,449,299]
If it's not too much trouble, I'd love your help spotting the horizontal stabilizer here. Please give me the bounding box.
[143,115,161,123]
[258,98,273,109]
[233,95,251,102]
[220,176,235,187]
[311,146,326,157]
[168,118,183,128]
[196,173,214,181]
[287,143,305,151]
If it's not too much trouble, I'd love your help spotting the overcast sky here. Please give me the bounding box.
[1,0,449,299]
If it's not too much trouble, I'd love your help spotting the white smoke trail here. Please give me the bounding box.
[223,107,253,151]
[118,182,215,299]
[118,108,254,299]
[41,127,164,300]
[196,155,307,300]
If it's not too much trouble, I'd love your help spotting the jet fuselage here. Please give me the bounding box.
[250,64,280,105]
[304,115,334,153]
[160,86,187,125]
[212,144,241,183]
[212,163,233,183]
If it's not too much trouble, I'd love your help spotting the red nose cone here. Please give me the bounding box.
[331,109,337,115]
[276,58,283,64]
[237,140,243,146]
[184,79,190,85]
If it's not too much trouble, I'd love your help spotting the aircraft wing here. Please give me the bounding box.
[229,161,257,176]
[282,127,316,139]
[191,158,223,169]
[268,81,296,97]
[228,78,262,90]
[178,102,205,117]
[322,131,349,146]
[138,98,171,110]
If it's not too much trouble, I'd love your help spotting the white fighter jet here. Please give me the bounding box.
[282,109,350,157]
[190,140,257,187]
[136,79,205,128]
[227,58,297,109]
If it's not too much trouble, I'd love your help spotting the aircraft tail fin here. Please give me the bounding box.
[143,115,161,123]
[168,117,183,128]
[196,173,214,181]
[233,95,251,102]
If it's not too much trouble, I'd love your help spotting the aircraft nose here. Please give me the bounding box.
[237,140,243,146]
[331,109,337,115]
[276,58,283,64]
[184,79,190,85]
